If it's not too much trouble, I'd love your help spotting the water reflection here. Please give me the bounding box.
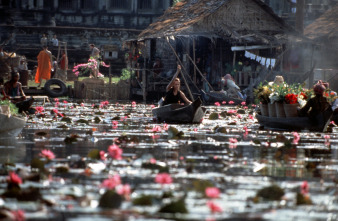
[0,138,26,163]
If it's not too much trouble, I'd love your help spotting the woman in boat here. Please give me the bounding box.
[299,82,331,119]
[222,74,246,100]
[3,72,34,113]
[162,64,192,106]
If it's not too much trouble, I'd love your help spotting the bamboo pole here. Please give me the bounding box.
[186,54,214,91]
[193,38,196,84]
[165,37,194,101]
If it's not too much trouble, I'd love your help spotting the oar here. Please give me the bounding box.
[165,37,194,101]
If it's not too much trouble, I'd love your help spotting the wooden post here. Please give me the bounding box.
[220,40,223,82]
[233,50,237,82]
[142,57,146,102]
[109,62,111,85]
[193,38,196,84]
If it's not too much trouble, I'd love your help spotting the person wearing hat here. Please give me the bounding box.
[299,82,331,118]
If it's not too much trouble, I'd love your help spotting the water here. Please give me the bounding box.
[0,100,337,221]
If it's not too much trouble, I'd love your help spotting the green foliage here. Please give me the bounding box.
[99,190,123,208]
[133,194,153,206]
[256,185,284,201]
[120,68,134,81]
[158,198,188,214]
[192,179,214,194]
[0,100,19,115]
[88,149,101,160]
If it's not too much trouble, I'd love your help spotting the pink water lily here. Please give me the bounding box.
[35,106,44,113]
[39,149,55,160]
[100,151,107,161]
[300,181,309,195]
[112,121,119,129]
[162,123,168,131]
[108,144,123,160]
[152,125,162,133]
[237,114,242,119]
[116,184,131,200]
[101,174,121,189]
[229,138,238,149]
[151,104,155,108]
[222,101,226,105]
[251,104,257,108]
[11,210,25,221]
[214,102,220,106]
[241,101,246,106]
[207,200,222,213]
[228,101,234,105]
[55,101,60,107]
[7,172,22,185]
[155,173,173,184]
[248,114,254,120]
[205,187,220,198]
[292,132,300,144]
[131,101,136,107]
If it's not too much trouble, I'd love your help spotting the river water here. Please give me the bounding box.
[0,100,337,221]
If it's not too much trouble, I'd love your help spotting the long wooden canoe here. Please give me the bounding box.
[256,108,333,132]
[152,98,206,124]
[0,113,27,137]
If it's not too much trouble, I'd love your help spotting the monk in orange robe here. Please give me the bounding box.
[35,46,52,87]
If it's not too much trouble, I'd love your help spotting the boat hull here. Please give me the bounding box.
[0,113,27,137]
[152,98,205,124]
[256,108,333,132]
[201,90,244,104]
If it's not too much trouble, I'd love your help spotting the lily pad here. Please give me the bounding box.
[76,119,89,125]
[61,117,72,123]
[158,198,188,214]
[256,185,284,201]
[132,194,153,206]
[209,113,219,120]
[168,126,184,139]
[99,190,123,209]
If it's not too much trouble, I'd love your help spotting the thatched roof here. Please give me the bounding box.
[138,0,296,45]
[304,4,338,42]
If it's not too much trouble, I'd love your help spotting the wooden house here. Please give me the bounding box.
[126,0,302,101]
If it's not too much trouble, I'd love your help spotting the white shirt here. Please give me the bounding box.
[227,79,240,90]
[52,38,58,46]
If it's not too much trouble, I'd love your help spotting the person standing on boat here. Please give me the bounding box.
[299,82,331,118]
[3,72,34,113]
[162,64,192,106]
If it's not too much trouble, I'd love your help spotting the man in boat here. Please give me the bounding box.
[299,82,331,119]
[222,74,246,100]
[3,72,34,113]
[162,64,192,106]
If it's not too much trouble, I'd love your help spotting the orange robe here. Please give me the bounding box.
[35,50,52,83]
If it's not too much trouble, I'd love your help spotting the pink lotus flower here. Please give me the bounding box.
[214,102,220,106]
[80,103,84,107]
[227,109,237,114]
[300,181,309,195]
[112,121,118,129]
[7,172,22,185]
[324,135,330,146]
[151,104,155,108]
[11,210,25,221]
[131,101,136,107]
[229,138,238,149]
[228,101,234,105]
[39,149,55,160]
[248,114,254,120]
[243,106,248,109]
[237,114,242,119]
[101,174,121,190]
[63,100,68,104]
[55,101,60,107]
[155,173,173,184]
[241,101,246,106]
[180,156,184,160]
[100,151,107,160]
[163,123,169,131]
[116,184,131,199]
[205,187,220,198]
[108,144,123,160]
[150,158,157,164]
[222,101,226,105]
[243,126,248,136]
[251,104,257,108]
[54,98,59,102]
[152,125,162,133]
[101,101,109,106]
[207,200,222,213]
[194,128,198,132]
[35,106,44,113]
[292,132,300,144]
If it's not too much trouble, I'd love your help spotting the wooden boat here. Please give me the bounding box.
[256,108,333,132]
[0,112,27,137]
[152,98,206,123]
[201,90,244,104]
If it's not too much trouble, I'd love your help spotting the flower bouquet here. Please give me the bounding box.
[72,57,109,78]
